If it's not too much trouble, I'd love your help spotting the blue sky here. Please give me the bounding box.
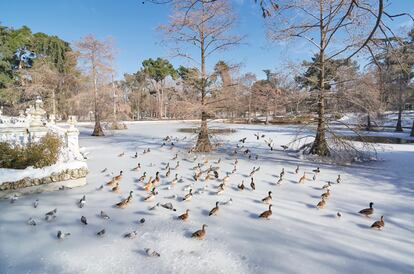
[1,0,413,80]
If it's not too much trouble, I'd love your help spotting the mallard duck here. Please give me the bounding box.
[114,171,123,181]
[371,216,385,230]
[192,224,207,240]
[116,191,133,208]
[262,191,272,204]
[321,189,330,199]
[359,202,374,217]
[238,180,245,190]
[250,178,256,190]
[316,198,326,209]
[178,209,189,221]
[298,172,306,184]
[183,189,193,201]
[259,205,272,219]
[209,201,220,216]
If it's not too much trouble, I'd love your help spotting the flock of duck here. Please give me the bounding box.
[18,132,385,257]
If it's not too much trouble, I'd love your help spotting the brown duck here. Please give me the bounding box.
[192,224,207,240]
[371,216,385,230]
[259,205,272,219]
[209,202,219,216]
[116,191,133,208]
[178,209,189,221]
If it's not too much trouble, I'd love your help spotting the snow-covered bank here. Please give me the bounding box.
[0,121,413,274]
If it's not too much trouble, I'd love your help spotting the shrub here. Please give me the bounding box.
[0,133,61,169]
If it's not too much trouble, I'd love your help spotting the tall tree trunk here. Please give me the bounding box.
[411,120,414,137]
[248,91,252,124]
[195,4,212,152]
[366,112,371,131]
[310,0,329,156]
[92,60,104,136]
[395,79,404,132]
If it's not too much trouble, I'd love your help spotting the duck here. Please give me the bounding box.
[295,165,299,174]
[27,218,37,226]
[316,197,326,209]
[359,202,374,217]
[118,152,125,157]
[166,168,171,177]
[112,182,121,193]
[178,209,190,221]
[175,161,180,169]
[217,185,225,195]
[183,189,193,201]
[101,168,108,173]
[33,199,39,208]
[131,163,141,171]
[144,177,153,192]
[172,153,178,160]
[276,177,283,185]
[57,230,71,240]
[336,174,341,184]
[209,202,220,216]
[298,172,306,184]
[238,180,245,190]
[321,189,330,200]
[204,173,211,182]
[262,191,272,204]
[116,191,133,208]
[222,173,230,184]
[250,178,256,190]
[106,179,117,188]
[192,224,207,240]
[322,182,332,189]
[336,212,342,218]
[313,167,320,173]
[214,170,219,179]
[133,152,138,158]
[114,171,123,181]
[97,229,106,237]
[259,205,272,219]
[145,248,160,257]
[371,216,385,230]
[312,174,316,181]
[124,230,138,239]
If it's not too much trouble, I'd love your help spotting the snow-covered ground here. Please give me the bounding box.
[0,121,413,274]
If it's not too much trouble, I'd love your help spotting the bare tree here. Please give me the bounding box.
[159,0,244,152]
[267,0,413,157]
[76,35,113,136]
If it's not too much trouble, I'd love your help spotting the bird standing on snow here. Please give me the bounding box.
[259,205,272,219]
[27,218,37,226]
[337,174,341,184]
[178,209,190,221]
[250,178,256,190]
[359,202,374,217]
[45,208,57,221]
[371,216,385,230]
[57,230,71,240]
[145,248,160,257]
[183,189,193,201]
[124,230,138,239]
[96,229,106,237]
[79,195,86,208]
[100,211,110,220]
[192,224,207,240]
[209,201,220,216]
[81,216,88,225]
[262,191,272,204]
[33,199,39,208]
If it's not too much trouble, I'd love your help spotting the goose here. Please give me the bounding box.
[178,209,190,221]
[280,168,285,178]
[250,178,256,190]
[57,230,71,240]
[183,189,193,201]
[295,165,299,174]
[81,216,88,225]
[209,202,220,216]
[171,174,178,185]
[321,189,331,200]
[359,202,374,217]
[316,198,327,209]
[114,171,123,181]
[192,224,207,240]
[262,191,272,204]
[336,174,341,184]
[100,211,110,220]
[217,185,225,195]
[322,182,332,189]
[139,172,147,182]
[124,230,138,239]
[116,191,134,208]
[259,205,272,219]
[298,172,306,184]
[79,195,86,208]
[371,216,385,230]
[144,193,156,202]
[112,182,120,193]
[33,199,39,208]
[97,229,106,237]
[145,248,160,257]
[238,180,245,190]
